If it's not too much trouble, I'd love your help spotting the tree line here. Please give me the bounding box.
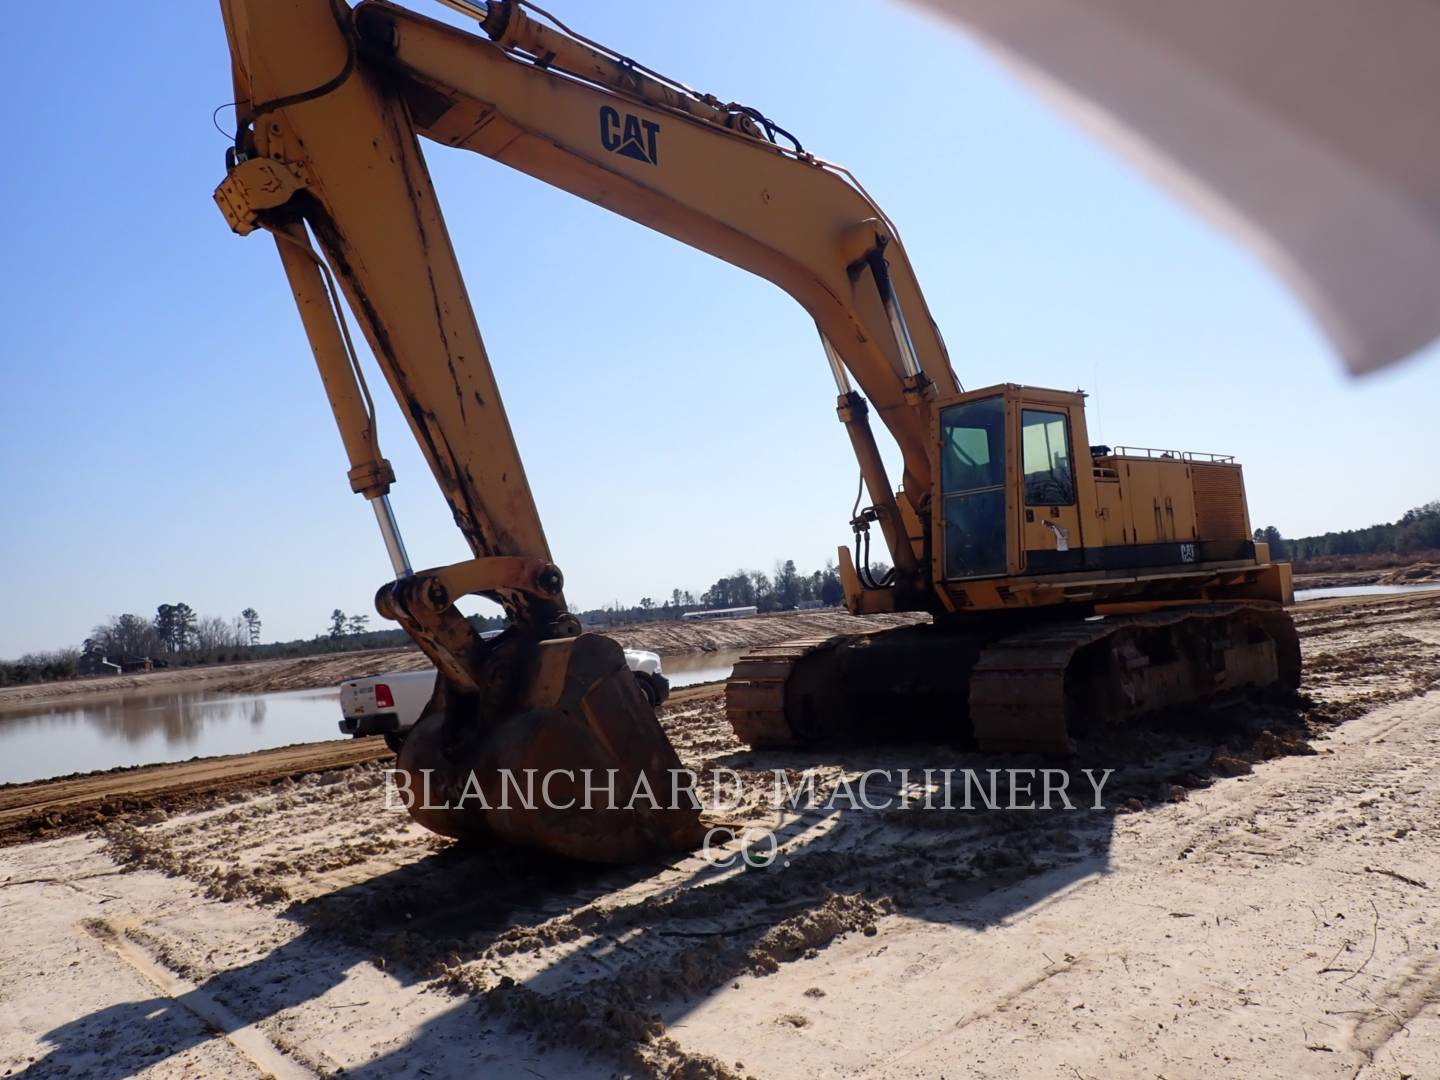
[1255,500,1440,563]
[2,556,850,686]
[83,603,264,660]
[581,559,848,628]
[0,599,507,687]
[1,603,264,687]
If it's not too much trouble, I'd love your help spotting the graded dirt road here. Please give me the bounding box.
[2,593,1438,1079]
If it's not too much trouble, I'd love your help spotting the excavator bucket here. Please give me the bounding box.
[393,633,702,863]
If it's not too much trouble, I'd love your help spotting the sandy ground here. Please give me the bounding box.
[2,594,1439,1078]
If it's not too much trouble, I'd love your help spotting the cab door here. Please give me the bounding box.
[1018,405,1082,573]
[938,396,1009,579]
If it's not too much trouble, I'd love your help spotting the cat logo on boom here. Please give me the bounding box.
[600,105,660,166]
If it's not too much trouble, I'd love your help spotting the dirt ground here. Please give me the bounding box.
[3,593,1439,1079]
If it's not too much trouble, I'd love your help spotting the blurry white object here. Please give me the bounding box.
[916,0,1440,373]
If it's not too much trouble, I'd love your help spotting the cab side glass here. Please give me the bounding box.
[1021,408,1075,506]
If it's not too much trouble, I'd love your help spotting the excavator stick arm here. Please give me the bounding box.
[216,0,703,860]
[220,0,558,625]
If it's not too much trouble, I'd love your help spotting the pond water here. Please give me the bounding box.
[0,686,343,787]
[0,650,746,786]
[662,649,747,689]
[1292,583,1439,602]
[0,649,755,786]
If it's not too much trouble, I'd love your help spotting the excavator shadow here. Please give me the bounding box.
[29,692,1329,1078]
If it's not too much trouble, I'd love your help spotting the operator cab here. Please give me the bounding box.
[936,384,1087,582]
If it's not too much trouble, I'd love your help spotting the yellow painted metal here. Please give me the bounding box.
[927,384,1288,614]
[213,157,304,235]
[1191,461,1253,540]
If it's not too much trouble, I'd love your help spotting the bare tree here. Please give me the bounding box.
[193,616,243,653]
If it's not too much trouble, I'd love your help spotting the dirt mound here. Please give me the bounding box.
[608,610,926,656]
[1378,561,1440,584]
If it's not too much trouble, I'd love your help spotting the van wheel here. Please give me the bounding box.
[384,731,407,755]
[634,673,658,708]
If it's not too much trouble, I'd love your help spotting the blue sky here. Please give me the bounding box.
[2,1,1437,658]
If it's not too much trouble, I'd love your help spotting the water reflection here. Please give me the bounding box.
[661,649,746,688]
[0,686,341,786]
[1293,583,1439,602]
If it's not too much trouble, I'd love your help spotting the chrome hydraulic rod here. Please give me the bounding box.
[866,246,923,381]
[369,494,414,578]
[818,328,853,394]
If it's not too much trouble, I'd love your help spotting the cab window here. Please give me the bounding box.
[939,397,1007,578]
[1021,409,1075,505]
[941,397,1005,492]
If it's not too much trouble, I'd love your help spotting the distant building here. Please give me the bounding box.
[78,654,122,677]
[681,606,758,621]
[78,653,152,676]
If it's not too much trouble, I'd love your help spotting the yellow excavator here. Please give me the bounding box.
[214,0,1298,862]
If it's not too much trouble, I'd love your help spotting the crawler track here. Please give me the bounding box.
[726,636,846,747]
[969,604,1300,753]
[726,604,1300,752]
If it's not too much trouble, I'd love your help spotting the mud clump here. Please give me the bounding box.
[101,820,293,904]
[747,895,889,974]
